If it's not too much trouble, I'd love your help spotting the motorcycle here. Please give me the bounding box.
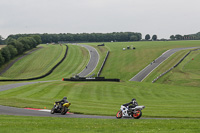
[116,102,145,119]
[50,102,71,115]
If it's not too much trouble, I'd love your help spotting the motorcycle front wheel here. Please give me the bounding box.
[132,110,142,119]
[50,107,55,114]
[116,110,122,119]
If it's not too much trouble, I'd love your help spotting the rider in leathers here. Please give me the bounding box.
[123,98,138,110]
[56,96,69,109]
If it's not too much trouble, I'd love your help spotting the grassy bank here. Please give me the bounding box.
[0,81,199,118]
[84,41,200,81]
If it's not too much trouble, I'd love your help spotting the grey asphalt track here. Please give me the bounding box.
[129,47,200,82]
[0,105,172,119]
[76,44,99,77]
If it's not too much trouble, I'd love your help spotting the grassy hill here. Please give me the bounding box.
[0,44,65,79]
[0,44,90,80]
[85,41,200,81]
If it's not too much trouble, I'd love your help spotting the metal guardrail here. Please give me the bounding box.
[97,51,110,77]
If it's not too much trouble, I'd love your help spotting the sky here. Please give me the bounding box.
[0,0,200,39]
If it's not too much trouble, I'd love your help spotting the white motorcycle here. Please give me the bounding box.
[116,101,145,119]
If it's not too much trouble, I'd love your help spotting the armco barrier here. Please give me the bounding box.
[152,48,200,83]
[62,77,120,82]
[0,45,68,82]
[97,51,110,77]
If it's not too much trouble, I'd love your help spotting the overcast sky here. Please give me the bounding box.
[0,0,200,39]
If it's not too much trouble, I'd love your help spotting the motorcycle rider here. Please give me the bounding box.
[56,96,69,109]
[123,98,138,110]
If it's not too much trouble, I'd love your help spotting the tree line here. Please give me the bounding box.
[0,35,41,67]
[170,32,200,40]
[144,34,157,41]
[7,32,142,43]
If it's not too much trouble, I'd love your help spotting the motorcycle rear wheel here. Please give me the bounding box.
[132,110,142,119]
[61,107,67,115]
[116,110,122,119]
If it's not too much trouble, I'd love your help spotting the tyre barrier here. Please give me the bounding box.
[152,48,200,83]
[0,45,68,82]
[62,77,120,82]
[97,51,110,77]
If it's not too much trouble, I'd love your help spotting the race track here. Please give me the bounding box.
[129,47,200,82]
[77,44,99,77]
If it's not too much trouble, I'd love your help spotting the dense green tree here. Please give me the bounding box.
[130,35,138,41]
[7,39,24,55]
[31,35,42,45]
[170,35,175,40]
[7,45,18,58]
[1,47,11,62]
[0,35,4,45]
[145,34,151,40]
[6,32,142,43]
[152,35,157,41]
[175,34,183,40]
[0,52,5,66]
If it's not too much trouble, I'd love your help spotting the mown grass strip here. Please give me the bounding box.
[0,115,200,133]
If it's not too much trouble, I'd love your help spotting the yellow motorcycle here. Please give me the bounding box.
[51,102,71,115]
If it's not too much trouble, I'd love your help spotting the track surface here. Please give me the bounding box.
[0,105,171,119]
[76,44,99,77]
[129,47,200,82]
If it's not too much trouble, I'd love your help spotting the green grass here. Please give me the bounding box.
[0,44,65,79]
[83,41,200,81]
[0,115,200,133]
[153,50,200,87]
[40,44,89,80]
[0,81,200,118]
[0,44,89,80]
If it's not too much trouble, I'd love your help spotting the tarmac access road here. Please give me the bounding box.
[129,47,200,82]
[76,44,99,77]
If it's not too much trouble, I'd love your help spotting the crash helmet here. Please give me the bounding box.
[132,98,136,104]
[63,96,67,99]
